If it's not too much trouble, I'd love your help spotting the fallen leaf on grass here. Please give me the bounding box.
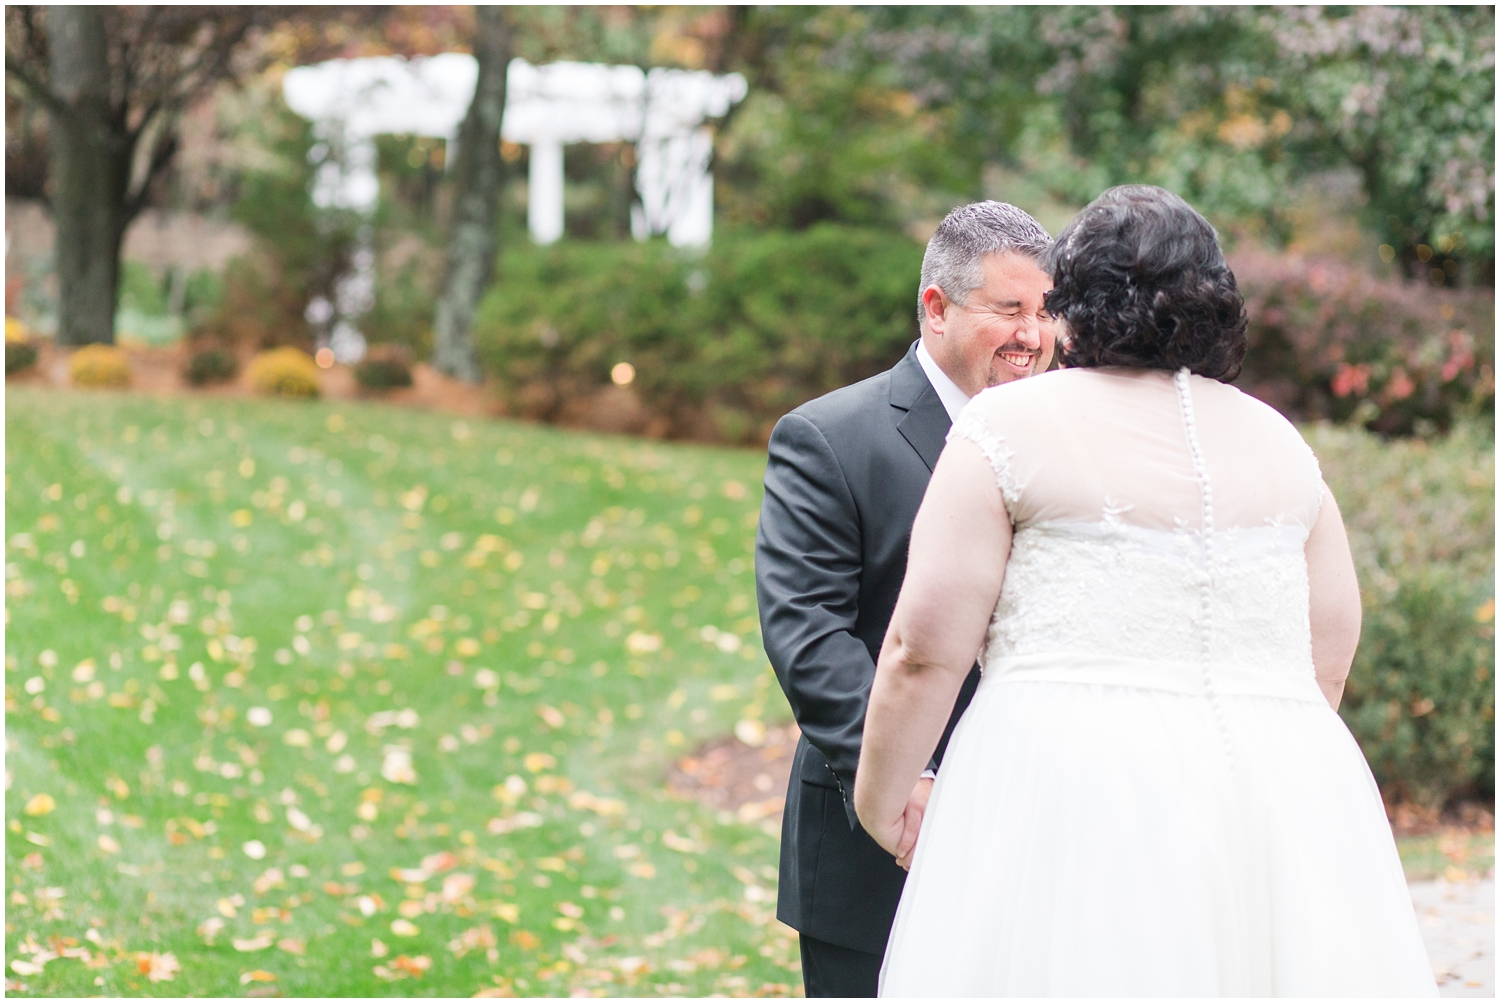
[233,936,273,952]
[487,812,543,834]
[374,954,431,980]
[136,951,180,982]
[381,747,417,785]
[239,970,276,984]
[522,752,556,772]
[24,793,55,816]
[253,868,286,895]
[447,925,496,957]
[567,791,627,816]
[440,872,475,902]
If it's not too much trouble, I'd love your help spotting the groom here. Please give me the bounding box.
[756,201,1056,997]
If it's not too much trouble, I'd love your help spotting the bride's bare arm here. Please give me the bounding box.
[1305,486,1361,710]
[855,437,1011,858]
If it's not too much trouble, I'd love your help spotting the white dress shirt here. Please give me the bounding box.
[916,339,972,423]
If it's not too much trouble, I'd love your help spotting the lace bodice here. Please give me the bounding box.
[949,368,1325,694]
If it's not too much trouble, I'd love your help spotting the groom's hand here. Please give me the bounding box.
[894,777,934,871]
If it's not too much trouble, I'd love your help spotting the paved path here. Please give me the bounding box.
[1412,877,1494,997]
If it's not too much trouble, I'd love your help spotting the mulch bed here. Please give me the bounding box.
[11,340,506,417]
[667,724,799,823]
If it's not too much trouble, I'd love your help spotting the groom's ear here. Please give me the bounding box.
[921,285,950,336]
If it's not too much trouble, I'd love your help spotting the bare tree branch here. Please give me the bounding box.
[123,127,178,223]
[4,52,63,112]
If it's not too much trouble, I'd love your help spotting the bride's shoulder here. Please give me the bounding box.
[968,368,1098,416]
[1199,378,1304,434]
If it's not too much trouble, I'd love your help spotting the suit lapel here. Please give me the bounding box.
[889,344,951,472]
[897,387,950,472]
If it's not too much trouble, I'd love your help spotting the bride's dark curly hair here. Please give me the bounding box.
[1045,185,1247,382]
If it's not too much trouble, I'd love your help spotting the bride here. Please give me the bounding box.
[854,185,1437,997]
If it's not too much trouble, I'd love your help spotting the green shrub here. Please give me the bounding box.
[354,343,415,391]
[474,226,925,441]
[1313,420,1495,807]
[6,321,37,375]
[118,260,169,315]
[362,255,436,360]
[5,341,37,375]
[184,345,239,386]
[246,346,320,399]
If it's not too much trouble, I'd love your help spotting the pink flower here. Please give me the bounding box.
[1331,362,1371,397]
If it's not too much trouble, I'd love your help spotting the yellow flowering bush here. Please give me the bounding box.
[69,344,131,388]
[246,347,320,399]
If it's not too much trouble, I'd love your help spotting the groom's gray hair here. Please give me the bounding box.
[918,201,1052,323]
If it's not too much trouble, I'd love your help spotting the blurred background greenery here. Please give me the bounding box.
[3,4,1494,995]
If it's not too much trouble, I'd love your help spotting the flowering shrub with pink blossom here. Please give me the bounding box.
[1233,249,1493,437]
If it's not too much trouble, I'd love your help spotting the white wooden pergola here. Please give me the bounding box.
[282,55,746,361]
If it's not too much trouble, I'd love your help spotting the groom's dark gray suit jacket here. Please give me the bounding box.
[756,343,981,957]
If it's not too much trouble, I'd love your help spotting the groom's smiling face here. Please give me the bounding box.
[921,251,1056,397]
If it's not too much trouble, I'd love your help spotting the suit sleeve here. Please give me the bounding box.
[756,412,874,825]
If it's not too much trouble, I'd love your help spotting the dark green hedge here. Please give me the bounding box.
[475,231,1494,446]
[474,226,925,442]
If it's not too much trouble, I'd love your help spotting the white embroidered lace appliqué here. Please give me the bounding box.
[948,406,1021,514]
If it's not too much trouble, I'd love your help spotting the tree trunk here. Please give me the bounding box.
[432,5,511,383]
[48,5,130,346]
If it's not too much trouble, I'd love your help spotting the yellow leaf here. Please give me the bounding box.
[522,752,556,774]
[24,793,55,816]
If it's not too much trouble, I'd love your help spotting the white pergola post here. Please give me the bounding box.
[527,139,565,246]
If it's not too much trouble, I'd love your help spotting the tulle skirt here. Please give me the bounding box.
[879,657,1438,997]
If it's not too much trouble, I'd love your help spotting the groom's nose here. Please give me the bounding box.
[1014,316,1042,350]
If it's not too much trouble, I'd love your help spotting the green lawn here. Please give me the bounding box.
[1397,832,1495,883]
[5,387,800,997]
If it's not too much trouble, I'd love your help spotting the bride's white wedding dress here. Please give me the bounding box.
[879,368,1437,997]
